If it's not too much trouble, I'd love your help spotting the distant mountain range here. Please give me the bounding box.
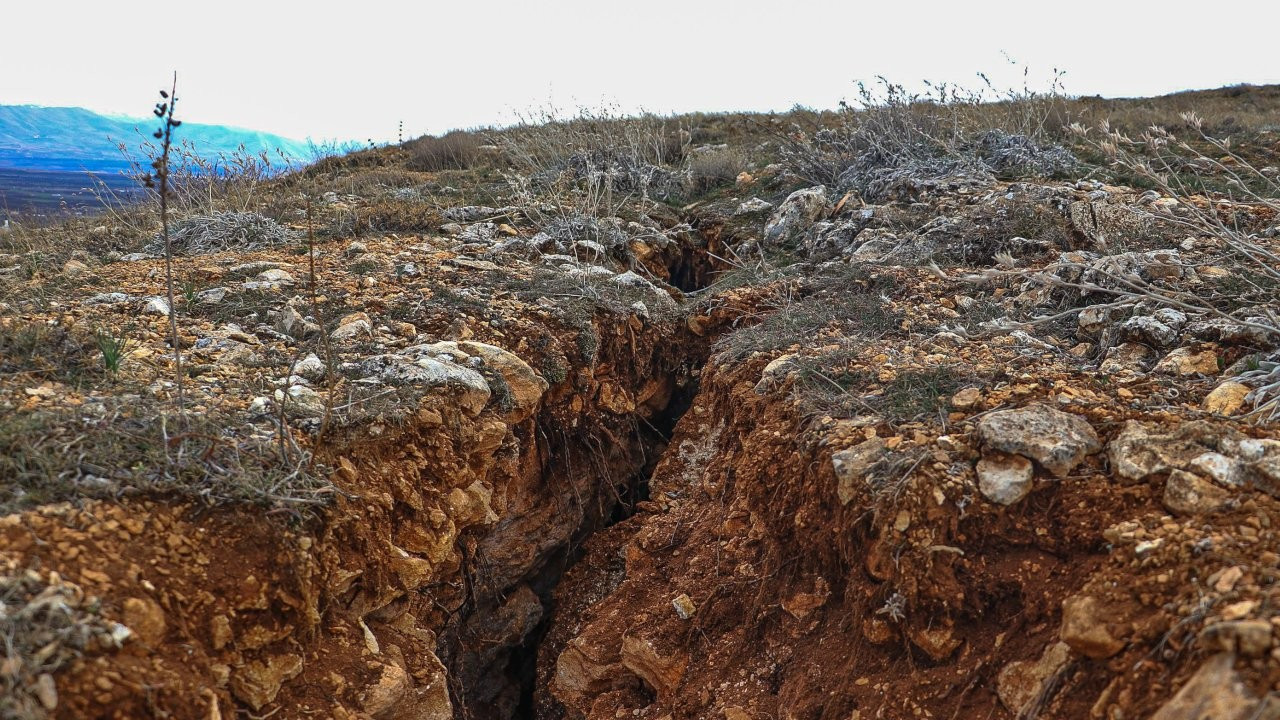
[0,104,314,174]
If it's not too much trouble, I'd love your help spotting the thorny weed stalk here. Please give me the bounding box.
[142,73,186,427]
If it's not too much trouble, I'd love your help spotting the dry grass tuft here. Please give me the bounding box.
[0,399,334,516]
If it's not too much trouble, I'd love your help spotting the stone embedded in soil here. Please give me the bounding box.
[950,386,982,409]
[734,197,773,216]
[1108,420,1225,483]
[1098,341,1154,376]
[361,662,412,719]
[142,296,170,316]
[255,268,295,284]
[1200,620,1275,657]
[671,593,696,620]
[1060,595,1126,659]
[273,384,327,419]
[1163,469,1234,515]
[230,653,304,710]
[34,673,57,711]
[1120,314,1180,347]
[554,637,622,701]
[1190,451,1246,487]
[1150,653,1260,720]
[620,635,688,698]
[907,621,961,662]
[330,312,372,341]
[61,258,90,277]
[456,340,550,421]
[121,596,167,645]
[832,436,887,505]
[976,403,1101,477]
[781,577,830,621]
[763,185,829,246]
[360,351,491,415]
[976,452,1035,505]
[1203,381,1252,416]
[294,353,326,382]
[996,641,1072,716]
[1154,345,1221,376]
[85,292,132,305]
[275,304,320,339]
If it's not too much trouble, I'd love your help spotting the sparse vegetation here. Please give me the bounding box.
[0,400,334,515]
[0,320,101,385]
[717,264,899,361]
[3,74,1280,720]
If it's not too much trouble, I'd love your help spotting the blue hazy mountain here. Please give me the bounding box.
[0,104,314,173]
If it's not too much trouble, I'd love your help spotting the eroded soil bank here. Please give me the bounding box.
[3,140,1280,720]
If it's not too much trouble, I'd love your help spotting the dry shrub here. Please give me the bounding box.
[1069,115,1280,419]
[687,148,747,195]
[117,138,292,216]
[777,75,1077,199]
[405,130,484,172]
[144,211,294,256]
[489,106,686,202]
[363,197,441,232]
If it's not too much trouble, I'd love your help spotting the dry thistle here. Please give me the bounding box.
[142,73,186,426]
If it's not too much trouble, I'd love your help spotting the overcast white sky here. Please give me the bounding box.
[3,0,1278,143]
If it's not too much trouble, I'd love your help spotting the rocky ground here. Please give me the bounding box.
[1,87,1279,720]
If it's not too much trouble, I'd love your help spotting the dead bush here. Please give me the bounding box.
[777,76,1077,200]
[687,148,747,195]
[144,211,294,256]
[405,130,484,172]
[362,197,441,232]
